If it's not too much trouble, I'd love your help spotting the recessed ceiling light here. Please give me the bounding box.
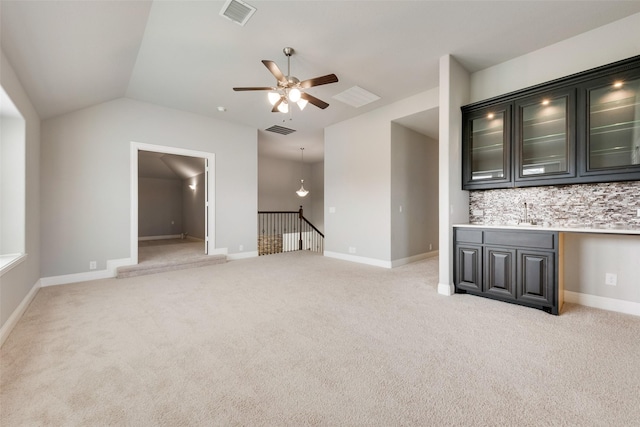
[613,81,623,88]
[217,106,227,112]
[542,99,550,106]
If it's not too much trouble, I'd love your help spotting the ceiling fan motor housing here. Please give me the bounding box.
[233,46,338,111]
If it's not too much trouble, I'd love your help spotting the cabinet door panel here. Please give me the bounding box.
[517,250,554,307]
[462,103,512,189]
[484,247,516,300]
[514,88,576,185]
[455,245,482,292]
[579,68,640,180]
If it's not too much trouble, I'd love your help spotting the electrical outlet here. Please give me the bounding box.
[429,243,433,251]
[472,209,484,217]
[637,208,640,217]
[399,205,403,213]
[329,207,336,214]
[348,247,356,254]
[89,261,97,270]
[605,273,617,286]
[239,244,243,251]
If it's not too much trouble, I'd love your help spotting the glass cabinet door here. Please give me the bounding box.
[463,103,512,188]
[584,75,640,174]
[515,89,575,182]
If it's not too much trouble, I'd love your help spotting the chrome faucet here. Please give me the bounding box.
[522,202,537,225]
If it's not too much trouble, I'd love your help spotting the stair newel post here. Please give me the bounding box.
[299,206,303,250]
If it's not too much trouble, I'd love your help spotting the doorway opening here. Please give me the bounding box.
[129,142,216,266]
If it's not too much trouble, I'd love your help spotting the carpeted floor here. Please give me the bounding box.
[1,252,639,426]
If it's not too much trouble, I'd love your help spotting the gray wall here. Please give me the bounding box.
[310,161,324,233]
[258,156,315,216]
[390,123,438,261]
[138,177,183,237]
[182,172,205,240]
[41,97,257,277]
[324,90,440,264]
[0,50,41,329]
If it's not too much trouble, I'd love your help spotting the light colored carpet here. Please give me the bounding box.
[1,252,639,426]
[117,238,225,278]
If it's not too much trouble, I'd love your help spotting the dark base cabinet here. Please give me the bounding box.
[454,227,562,315]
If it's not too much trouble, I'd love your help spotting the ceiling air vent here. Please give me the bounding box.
[219,0,256,26]
[265,125,296,136]
[333,86,381,108]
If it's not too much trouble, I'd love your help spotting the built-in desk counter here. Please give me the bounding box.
[453,223,640,236]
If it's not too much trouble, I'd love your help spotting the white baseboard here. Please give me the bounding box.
[564,291,640,317]
[40,257,133,287]
[391,251,439,268]
[324,251,392,268]
[227,251,258,261]
[0,280,40,348]
[138,235,181,241]
[438,282,455,296]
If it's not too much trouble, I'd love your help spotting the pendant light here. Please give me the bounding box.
[296,147,309,198]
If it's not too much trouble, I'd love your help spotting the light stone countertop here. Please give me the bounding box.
[452,223,640,236]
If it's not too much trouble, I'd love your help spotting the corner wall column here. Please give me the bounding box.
[438,55,470,295]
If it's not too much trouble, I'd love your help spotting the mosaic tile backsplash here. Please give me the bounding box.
[469,181,640,229]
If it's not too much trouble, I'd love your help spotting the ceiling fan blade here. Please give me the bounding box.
[233,87,276,91]
[301,92,329,109]
[262,60,287,84]
[271,97,284,112]
[299,74,339,89]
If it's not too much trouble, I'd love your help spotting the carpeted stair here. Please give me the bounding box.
[116,253,226,278]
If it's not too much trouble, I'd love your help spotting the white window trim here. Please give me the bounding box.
[0,253,27,277]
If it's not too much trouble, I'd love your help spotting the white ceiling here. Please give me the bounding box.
[3,1,640,162]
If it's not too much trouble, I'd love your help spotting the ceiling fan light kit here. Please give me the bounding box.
[234,47,338,114]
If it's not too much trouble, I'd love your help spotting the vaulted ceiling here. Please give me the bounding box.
[2,1,640,162]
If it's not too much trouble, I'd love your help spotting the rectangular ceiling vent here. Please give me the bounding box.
[219,0,257,26]
[265,125,296,136]
[333,86,381,108]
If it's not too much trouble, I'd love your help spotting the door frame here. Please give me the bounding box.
[130,141,217,264]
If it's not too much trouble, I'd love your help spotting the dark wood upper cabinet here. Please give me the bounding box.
[462,103,512,189]
[578,69,640,180]
[461,55,640,190]
[514,88,576,186]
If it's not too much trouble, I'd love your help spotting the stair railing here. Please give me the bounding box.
[258,206,324,256]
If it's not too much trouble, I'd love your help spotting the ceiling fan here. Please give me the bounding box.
[233,47,339,113]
